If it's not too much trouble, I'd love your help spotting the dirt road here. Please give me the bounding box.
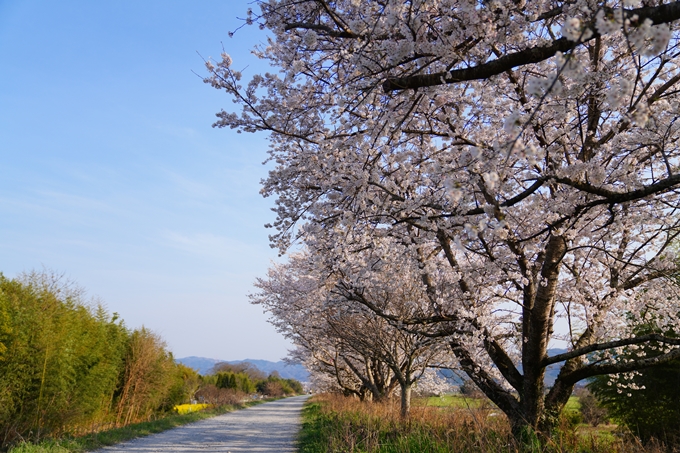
[94,395,310,452]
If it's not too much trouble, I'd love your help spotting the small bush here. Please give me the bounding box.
[577,389,609,427]
[261,381,286,397]
[194,385,245,405]
[286,378,304,394]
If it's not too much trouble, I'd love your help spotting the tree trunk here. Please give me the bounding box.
[400,382,411,417]
[449,235,568,444]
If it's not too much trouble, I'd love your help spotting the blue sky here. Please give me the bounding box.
[0,0,292,361]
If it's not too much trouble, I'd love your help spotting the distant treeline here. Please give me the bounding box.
[197,362,304,404]
[0,272,198,448]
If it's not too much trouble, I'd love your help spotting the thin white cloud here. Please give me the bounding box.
[163,170,215,199]
[160,230,261,259]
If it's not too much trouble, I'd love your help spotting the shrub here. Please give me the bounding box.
[215,371,256,394]
[576,388,608,427]
[194,385,245,405]
[261,381,286,397]
[590,362,680,445]
[286,378,304,394]
[460,379,484,398]
[588,327,680,445]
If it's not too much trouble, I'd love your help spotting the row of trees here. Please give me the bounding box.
[208,0,680,443]
[0,272,198,448]
[206,362,304,397]
[250,250,451,416]
[194,365,303,406]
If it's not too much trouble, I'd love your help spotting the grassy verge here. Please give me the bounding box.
[297,394,640,453]
[8,401,266,453]
[298,394,512,453]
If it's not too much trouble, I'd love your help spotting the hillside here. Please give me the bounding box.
[179,348,566,386]
[177,356,310,382]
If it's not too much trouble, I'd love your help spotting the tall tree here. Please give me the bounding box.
[209,0,680,439]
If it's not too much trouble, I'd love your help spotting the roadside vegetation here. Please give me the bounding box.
[298,392,671,453]
[0,271,304,452]
[7,401,264,453]
[0,271,194,450]
[197,361,304,405]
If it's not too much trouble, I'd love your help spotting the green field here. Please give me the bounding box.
[418,394,496,409]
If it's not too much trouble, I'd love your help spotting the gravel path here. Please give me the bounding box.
[93,395,310,453]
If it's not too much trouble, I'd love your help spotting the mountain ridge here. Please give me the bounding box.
[176,356,310,382]
[179,347,568,386]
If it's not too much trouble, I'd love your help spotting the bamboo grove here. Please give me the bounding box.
[0,272,197,449]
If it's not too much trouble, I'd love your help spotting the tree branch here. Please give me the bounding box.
[284,22,358,38]
[383,2,680,92]
[560,346,680,385]
[542,333,680,366]
[555,173,680,204]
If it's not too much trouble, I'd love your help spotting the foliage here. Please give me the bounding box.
[6,401,262,453]
[196,366,304,404]
[0,272,128,445]
[165,363,201,408]
[194,384,247,406]
[0,272,194,450]
[575,389,609,428]
[207,0,680,438]
[256,373,300,396]
[212,362,267,381]
[215,370,257,394]
[590,357,680,444]
[286,377,305,394]
[460,380,485,399]
[114,328,179,425]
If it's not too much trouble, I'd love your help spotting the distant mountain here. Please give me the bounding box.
[544,348,567,386]
[179,348,566,387]
[176,356,310,382]
[176,357,221,375]
[440,347,568,387]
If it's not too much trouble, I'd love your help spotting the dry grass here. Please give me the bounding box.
[298,394,669,453]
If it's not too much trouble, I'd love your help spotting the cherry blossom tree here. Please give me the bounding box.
[413,368,456,397]
[209,0,680,438]
[250,253,397,401]
[250,251,448,415]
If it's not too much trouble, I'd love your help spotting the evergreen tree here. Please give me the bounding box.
[590,355,680,444]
